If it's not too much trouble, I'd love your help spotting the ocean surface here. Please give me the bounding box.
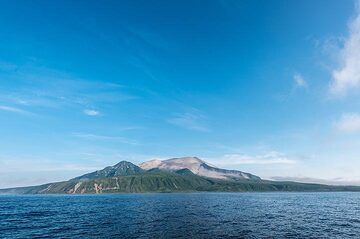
[1,192,360,238]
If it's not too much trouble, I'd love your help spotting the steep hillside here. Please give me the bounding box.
[73,161,144,181]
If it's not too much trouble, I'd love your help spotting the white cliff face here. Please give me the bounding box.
[139,157,260,180]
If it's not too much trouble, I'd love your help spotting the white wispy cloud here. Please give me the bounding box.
[270,176,360,186]
[293,73,308,88]
[335,113,360,133]
[0,105,32,115]
[167,110,209,132]
[83,109,101,116]
[330,0,360,95]
[0,62,137,114]
[275,72,309,102]
[214,151,298,165]
[0,154,102,188]
[72,132,139,145]
[0,155,100,173]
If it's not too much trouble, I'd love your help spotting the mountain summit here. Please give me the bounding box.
[73,161,144,181]
[139,157,260,180]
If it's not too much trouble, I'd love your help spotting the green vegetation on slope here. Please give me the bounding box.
[1,169,360,194]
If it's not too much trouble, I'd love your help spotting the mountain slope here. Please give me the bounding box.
[73,161,144,181]
[139,157,260,180]
[0,170,215,194]
[1,159,360,194]
[1,171,360,194]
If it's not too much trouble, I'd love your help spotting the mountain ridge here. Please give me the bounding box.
[1,157,360,194]
[72,161,144,181]
[139,157,260,180]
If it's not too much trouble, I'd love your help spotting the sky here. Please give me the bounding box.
[1,0,360,188]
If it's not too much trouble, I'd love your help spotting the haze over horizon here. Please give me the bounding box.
[1,0,360,188]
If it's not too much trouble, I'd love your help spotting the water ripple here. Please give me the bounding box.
[0,192,360,238]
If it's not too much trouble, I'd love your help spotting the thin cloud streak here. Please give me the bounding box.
[72,132,139,145]
[167,110,209,132]
[211,151,298,166]
[271,176,360,186]
[0,105,33,115]
[0,62,138,112]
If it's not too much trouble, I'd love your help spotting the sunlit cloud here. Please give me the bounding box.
[293,73,308,88]
[83,109,101,116]
[335,113,360,133]
[330,0,360,95]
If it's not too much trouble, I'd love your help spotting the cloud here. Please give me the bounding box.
[72,132,139,145]
[83,109,101,116]
[167,111,209,132]
[0,105,32,115]
[270,176,360,186]
[215,151,298,165]
[0,154,102,188]
[0,62,137,114]
[0,155,100,174]
[335,113,360,133]
[330,1,360,95]
[293,73,308,88]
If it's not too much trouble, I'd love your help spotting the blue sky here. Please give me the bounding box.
[1,0,360,188]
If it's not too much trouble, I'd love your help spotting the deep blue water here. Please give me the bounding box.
[1,192,360,238]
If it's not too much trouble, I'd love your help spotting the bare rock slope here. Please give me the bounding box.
[139,157,261,180]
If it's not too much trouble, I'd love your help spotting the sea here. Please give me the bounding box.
[1,192,360,238]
